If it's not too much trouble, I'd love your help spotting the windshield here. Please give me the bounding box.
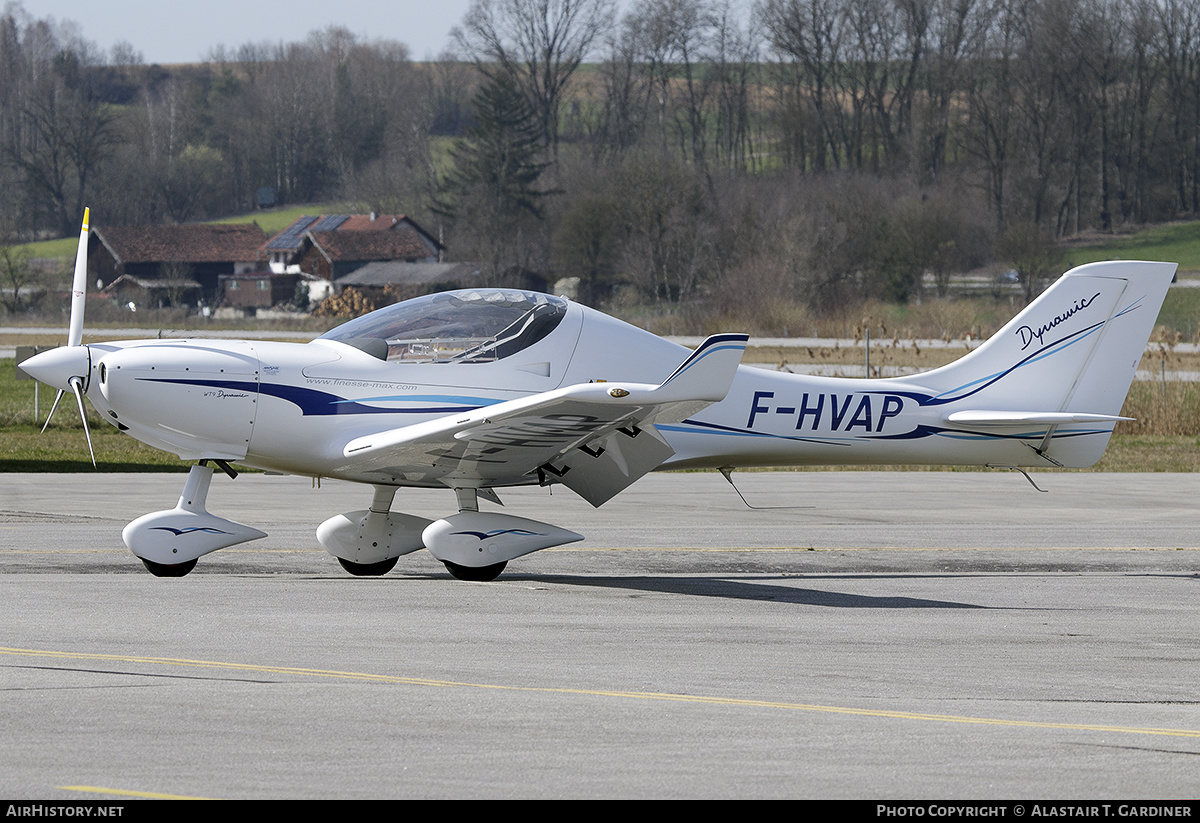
[319,289,569,363]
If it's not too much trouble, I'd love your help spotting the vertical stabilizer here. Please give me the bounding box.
[892,260,1177,466]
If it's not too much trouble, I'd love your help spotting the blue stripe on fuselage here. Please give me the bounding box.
[136,377,501,416]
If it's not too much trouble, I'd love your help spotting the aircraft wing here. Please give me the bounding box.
[335,334,749,506]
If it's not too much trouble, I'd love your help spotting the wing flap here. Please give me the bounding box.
[555,425,676,507]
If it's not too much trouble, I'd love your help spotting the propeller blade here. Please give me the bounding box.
[41,388,65,433]
[34,209,95,465]
[69,376,95,468]
[67,207,90,348]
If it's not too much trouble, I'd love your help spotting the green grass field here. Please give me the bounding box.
[1,360,189,471]
[1065,222,1200,272]
[207,202,357,235]
[1152,287,1200,340]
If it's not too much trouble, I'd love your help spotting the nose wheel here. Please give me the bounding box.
[337,557,400,576]
[443,561,507,582]
[140,558,198,577]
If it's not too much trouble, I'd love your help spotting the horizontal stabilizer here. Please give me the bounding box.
[945,410,1133,426]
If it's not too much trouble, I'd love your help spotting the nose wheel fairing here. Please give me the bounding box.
[122,463,266,569]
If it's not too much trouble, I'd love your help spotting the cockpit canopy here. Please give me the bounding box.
[318,289,569,364]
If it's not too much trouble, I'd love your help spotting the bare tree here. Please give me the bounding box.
[627,0,721,180]
[0,242,33,313]
[159,261,196,309]
[710,1,761,172]
[963,0,1021,230]
[760,0,849,171]
[1108,0,1165,224]
[614,155,715,305]
[590,18,652,159]
[2,19,120,237]
[454,0,617,161]
[918,0,993,179]
[997,220,1063,302]
[1156,0,1200,216]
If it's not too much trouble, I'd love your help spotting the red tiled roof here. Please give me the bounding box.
[337,214,406,231]
[263,214,442,254]
[306,227,433,262]
[94,224,267,264]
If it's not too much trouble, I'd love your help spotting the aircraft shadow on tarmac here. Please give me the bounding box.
[461,573,995,609]
[165,563,1008,608]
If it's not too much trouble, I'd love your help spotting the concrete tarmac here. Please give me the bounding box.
[1,470,1198,799]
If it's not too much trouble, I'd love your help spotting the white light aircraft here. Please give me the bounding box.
[19,211,1178,579]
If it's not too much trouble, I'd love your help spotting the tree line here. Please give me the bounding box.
[1,0,1198,326]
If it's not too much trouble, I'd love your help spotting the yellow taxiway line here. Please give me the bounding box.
[4,645,1198,740]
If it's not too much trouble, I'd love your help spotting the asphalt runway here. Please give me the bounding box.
[1,470,1198,799]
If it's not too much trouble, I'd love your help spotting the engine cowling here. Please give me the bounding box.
[94,341,260,460]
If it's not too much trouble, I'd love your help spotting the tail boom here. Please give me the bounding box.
[660,261,1177,471]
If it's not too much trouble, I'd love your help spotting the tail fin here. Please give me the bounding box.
[893,260,1177,467]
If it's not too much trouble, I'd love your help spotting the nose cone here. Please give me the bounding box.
[18,346,91,392]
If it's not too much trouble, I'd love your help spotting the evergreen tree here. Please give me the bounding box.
[438,71,550,281]
[441,71,548,220]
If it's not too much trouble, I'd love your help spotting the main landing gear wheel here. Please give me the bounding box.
[443,561,507,582]
[337,557,399,577]
[140,558,198,577]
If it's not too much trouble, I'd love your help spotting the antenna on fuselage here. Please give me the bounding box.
[718,467,814,510]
